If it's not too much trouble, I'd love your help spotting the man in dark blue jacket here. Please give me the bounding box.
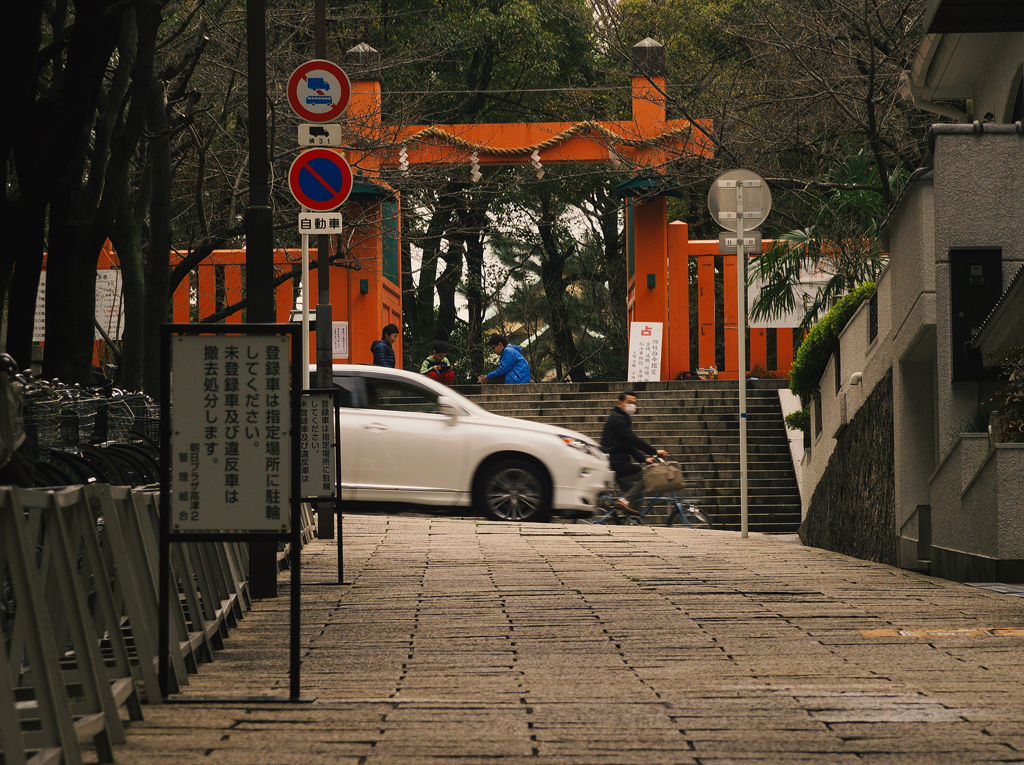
[600,391,668,514]
[477,334,531,384]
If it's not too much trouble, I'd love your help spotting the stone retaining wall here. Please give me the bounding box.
[800,370,897,565]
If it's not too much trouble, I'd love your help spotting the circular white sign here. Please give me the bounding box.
[708,169,772,232]
[287,60,351,123]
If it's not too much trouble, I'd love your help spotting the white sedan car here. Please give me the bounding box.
[318,366,612,522]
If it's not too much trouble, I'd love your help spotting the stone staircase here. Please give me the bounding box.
[453,379,802,533]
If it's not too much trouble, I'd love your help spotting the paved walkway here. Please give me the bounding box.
[118,516,1024,764]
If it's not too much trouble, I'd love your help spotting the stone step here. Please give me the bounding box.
[456,379,801,534]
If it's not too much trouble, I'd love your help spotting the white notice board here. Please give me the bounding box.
[332,321,349,358]
[627,322,664,382]
[170,334,291,532]
[34,270,125,342]
[300,392,336,498]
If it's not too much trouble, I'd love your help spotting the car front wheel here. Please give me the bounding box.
[477,459,551,522]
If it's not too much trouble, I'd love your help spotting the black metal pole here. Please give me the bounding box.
[313,0,336,540]
[158,325,172,699]
[246,0,278,598]
[290,330,303,699]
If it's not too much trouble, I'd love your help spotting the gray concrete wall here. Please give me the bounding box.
[932,133,1024,463]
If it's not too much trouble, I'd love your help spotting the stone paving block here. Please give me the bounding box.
[106,517,1024,764]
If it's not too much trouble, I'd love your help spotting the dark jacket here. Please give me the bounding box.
[600,406,656,466]
[370,339,396,368]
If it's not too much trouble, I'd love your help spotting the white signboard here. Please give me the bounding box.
[627,322,663,382]
[747,272,831,328]
[332,321,349,357]
[300,392,335,498]
[298,123,343,146]
[170,335,291,532]
[95,270,124,340]
[33,270,125,343]
[298,212,344,234]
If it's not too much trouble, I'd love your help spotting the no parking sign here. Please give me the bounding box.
[288,148,353,212]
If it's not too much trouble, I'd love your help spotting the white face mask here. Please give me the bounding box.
[623,403,637,415]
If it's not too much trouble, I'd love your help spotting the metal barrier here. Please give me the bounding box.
[0,484,316,764]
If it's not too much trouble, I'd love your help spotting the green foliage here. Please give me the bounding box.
[789,281,877,402]
[985,345,1024,443]
[955,405,993,435]
[784,407,810,436]
[749,150,904,328]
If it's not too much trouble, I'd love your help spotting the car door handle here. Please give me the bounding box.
[363,422,388,432]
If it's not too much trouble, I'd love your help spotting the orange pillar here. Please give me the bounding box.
[630,196,669,380]
[697,254,715,371]
[345,50,403,367]
[775,328,794,376]
[667,221,690,378]
[750,328,767,375]
[723,253,737,380]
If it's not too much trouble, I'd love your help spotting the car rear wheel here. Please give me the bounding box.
[477,459,551,522]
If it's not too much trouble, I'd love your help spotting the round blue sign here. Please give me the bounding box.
[288,149,353,211]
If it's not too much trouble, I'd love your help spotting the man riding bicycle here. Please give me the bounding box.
[600,391,668,515]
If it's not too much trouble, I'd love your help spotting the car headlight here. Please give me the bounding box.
[559,435,606,461]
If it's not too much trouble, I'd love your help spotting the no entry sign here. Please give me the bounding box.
[288,149,353,212]
[287,60,351,123]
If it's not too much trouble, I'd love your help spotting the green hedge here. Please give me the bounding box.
[789,281,877,402]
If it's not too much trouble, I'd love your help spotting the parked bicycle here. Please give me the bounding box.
[0,357,161,488]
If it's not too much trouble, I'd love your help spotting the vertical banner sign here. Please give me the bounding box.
[171,334,291,532]
[300,392,336,499]
[628,322,664,382]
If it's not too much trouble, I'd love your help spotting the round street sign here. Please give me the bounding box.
[708,169,772,232]
[287,59,351,123]
[288,149,353,211]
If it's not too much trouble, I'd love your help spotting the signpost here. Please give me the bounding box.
[299,388,343,581]
[708,169,771,538]
[288,148,353,212]
[286,59,351,123]
[298,123,343,146]
[289,55,350,542]
[160,323,303,699]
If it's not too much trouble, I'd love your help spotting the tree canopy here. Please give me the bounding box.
[1,0,937,390]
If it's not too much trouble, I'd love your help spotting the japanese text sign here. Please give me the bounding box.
[627,322,663,382]
[299,392,336,499]
[170,335,292,532]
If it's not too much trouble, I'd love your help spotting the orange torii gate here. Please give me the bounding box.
[340,38,713,378]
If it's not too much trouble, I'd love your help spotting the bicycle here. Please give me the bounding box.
[583,460,714,529]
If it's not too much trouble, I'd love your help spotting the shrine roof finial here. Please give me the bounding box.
[632,38,666,78]
[347,43,381,81]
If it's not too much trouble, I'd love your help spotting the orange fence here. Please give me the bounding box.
[70,242,799,380]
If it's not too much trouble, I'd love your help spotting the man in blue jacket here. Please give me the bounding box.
[477,334,531,384]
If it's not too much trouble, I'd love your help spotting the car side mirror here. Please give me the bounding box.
[437,396,459,421]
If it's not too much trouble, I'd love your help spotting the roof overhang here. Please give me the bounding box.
[349,176,395,202]
[614,175,687,199]
[906,1,1024,106]
[925,0,1024,33]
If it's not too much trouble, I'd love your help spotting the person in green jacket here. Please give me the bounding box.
[420,340,454,385]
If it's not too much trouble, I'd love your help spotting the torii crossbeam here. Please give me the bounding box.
[339,39,712,378]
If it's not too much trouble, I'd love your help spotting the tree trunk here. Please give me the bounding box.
[110,175,145,391]
[140,1,172,395]
[538,206,586,383]
[459,202,488,377]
